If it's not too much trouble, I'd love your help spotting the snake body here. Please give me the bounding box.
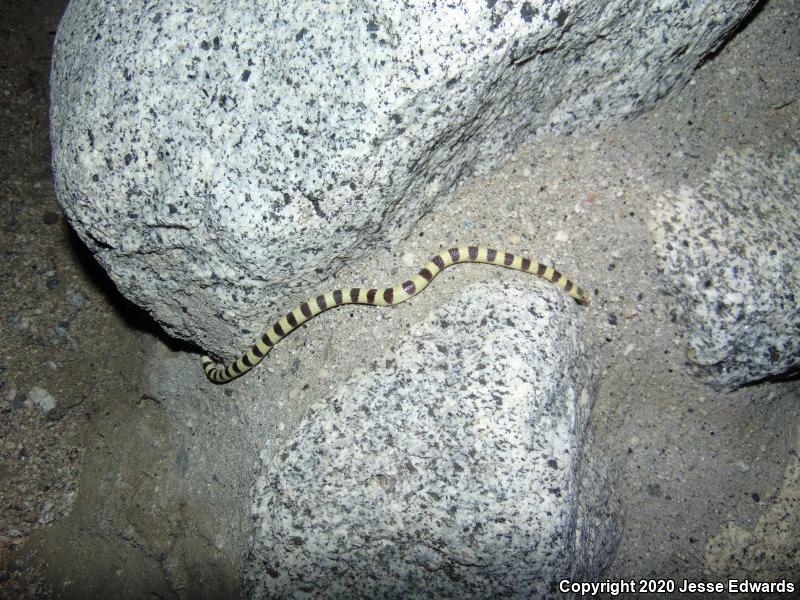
[201,245,590,383]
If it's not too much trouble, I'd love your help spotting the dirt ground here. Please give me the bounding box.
[1,0,798,598]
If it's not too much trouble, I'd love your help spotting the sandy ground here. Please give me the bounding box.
[1,0,798,598]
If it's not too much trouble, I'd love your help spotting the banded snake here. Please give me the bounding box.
[202,245,590,383]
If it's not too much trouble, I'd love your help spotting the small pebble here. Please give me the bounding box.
[42,211,60,225]
[554,230,569,242]
[623,343,635,357]
[46,407,65,421]
[38,501,56,524]
[608,313,618,326]
[28,386,57,412]
[646,483,663,498]
[68,291,87,307]
[400,252,416,268]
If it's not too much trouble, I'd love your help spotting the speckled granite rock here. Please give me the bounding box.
[246,281,616,599]
[650,146,800,391]
[50,0,758,357]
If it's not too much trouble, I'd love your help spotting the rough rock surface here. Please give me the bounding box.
[650,146,800,391]
[246,281,616,599]
[50,0,758,357]
[704,427,800,585]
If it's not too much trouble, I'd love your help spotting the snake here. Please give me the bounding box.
[201,245,590,383]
